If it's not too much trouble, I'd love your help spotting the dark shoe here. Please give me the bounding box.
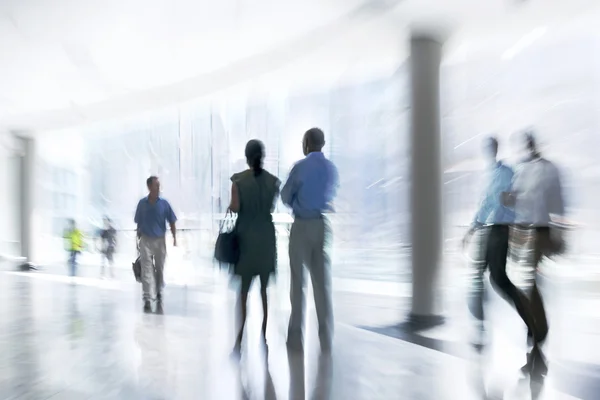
[521,346,548,380]
[155,302,164,315]
[143,301,152,313]
[232,335,242,359]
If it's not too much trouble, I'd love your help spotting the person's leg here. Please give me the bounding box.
[307,219,334,351]
[467,227,488,322]
[100,250,106,277]
[488,226,537,339]
[107,251,115,278]
[260,274,270,340]
[69,251,76,276]
[72,251,78,276]
[287,221,307,349]
[530,228,549,342]
[139,236,156,307]
[153,238,167,302]
[235,276,252,352]
[467,227,489,348]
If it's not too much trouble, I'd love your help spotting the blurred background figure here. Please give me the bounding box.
[229,139,280,355]
[282,128,339,353]
[63,219,84,277]
[99,216,117,279]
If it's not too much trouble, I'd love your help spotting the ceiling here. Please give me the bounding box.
[0,0,598,132]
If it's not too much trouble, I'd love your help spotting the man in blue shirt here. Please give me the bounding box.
[134,176,177,313]
[281,127,339,352]
[464,137,534,349]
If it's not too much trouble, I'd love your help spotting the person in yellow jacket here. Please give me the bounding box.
[64,219,84,276]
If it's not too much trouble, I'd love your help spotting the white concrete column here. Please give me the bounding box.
[409,34,444,324]
[0,133,23,259]
[16,135,36,264]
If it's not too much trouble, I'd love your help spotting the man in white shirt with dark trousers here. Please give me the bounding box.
[503,130,565,350]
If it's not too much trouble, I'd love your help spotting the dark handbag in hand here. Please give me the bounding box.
[132,237,142,282]
[132,256,142,282]
[214,209,239,266]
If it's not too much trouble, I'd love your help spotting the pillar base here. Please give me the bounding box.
[407,313,445,331]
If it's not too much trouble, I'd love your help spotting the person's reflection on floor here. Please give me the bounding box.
[236,353,276,400]
[67,285,84,348]
[466,352,489,399]
[288,349,306,400]
[288,349,333,400]
[134,317,169,397]
[264,357,277,400]
[310,354,333,400]
[520,346,548,400]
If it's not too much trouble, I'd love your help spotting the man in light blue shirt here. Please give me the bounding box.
[471,159,515,228]
[134,176,177,313]
[465,137,535,349]
[282,127,339,353]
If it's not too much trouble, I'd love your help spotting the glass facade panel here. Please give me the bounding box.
[83,74,409,278]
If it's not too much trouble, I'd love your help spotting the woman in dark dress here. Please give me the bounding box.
[229,139,280,352]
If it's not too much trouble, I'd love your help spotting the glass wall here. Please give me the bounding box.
[31,30,600,277]
[0,134,22,259]
[83,73,409,279]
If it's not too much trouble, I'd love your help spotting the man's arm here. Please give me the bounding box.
[281,165,298,207]
[502,165,521,208]
[326,163,339,212]
[271,179,282,212]
[167,203,178,246]
[465,167,512,243]
[170,222,177,246]
[472,195,492,228]
[472,173,501,229]
[548,165,565,222]
[134,201,142,238]
[229,182,240,212]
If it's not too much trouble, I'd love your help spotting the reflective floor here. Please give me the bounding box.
[0,262,598,399]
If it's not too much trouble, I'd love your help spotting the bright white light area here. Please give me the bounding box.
[501,26,548,60]
[444,44,469,65]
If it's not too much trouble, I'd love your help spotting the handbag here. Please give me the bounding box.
[214,209,239,266]
[132,256,142,282]
[132,237,156,282]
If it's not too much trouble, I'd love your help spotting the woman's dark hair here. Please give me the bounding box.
[245,139,264,176]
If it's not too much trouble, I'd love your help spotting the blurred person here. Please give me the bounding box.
[229,140,280,354]
[63,219,84,277]
[503,130,565,348]
[282,127,339,353]
[463,137,536,348]
[99,216,117,278]
[134,176,177,313]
